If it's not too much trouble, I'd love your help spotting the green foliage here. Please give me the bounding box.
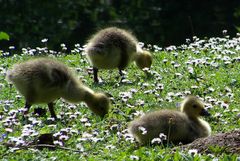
[0,32,10,41]
[0,35,239,160]
[208,145,228,154]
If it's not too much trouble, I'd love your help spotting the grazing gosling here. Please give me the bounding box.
[128,96,211,145]
[85,27,152,83]
[6,58,110,119]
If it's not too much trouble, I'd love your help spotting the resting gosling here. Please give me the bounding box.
[128,96,211,145]
[6,58,110,119]
[85,27,152,83]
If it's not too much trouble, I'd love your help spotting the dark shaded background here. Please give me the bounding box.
[0,0,240,51]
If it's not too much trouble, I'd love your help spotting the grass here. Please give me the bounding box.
[0,35,240,160]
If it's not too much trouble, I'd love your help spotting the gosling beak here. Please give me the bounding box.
[200,109,211,116]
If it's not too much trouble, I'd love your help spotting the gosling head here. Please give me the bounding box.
[135,50,153,69]
[181,96,210,118]
[86,93,110,118]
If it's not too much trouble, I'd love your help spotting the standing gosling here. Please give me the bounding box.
[6,58,110,119]
[128,96,211,145]
[85,27,152,83]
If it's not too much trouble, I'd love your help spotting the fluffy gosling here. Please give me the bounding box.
[6,58,110,119]
[85,27,152,83]
[128,96,211,145]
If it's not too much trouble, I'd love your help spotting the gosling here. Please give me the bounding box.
[85,27,152,83]
[6,58,110,119]
[128,96,211,145]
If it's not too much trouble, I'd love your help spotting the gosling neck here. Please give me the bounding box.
[136,43,143,53]
[187,115,201,123]
[63,80,94,103]
[133,44,143,60]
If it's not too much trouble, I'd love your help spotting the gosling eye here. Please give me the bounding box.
[192,104,197,108]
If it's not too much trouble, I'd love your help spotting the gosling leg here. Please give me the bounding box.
[24,102,31,115]
[22,102,31,122]
[119,69,123,77]
[118,69,125,82]
[48,102,57,120]
[93,67,99,83]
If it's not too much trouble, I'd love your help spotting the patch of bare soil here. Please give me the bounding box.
[179,130,240,154]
